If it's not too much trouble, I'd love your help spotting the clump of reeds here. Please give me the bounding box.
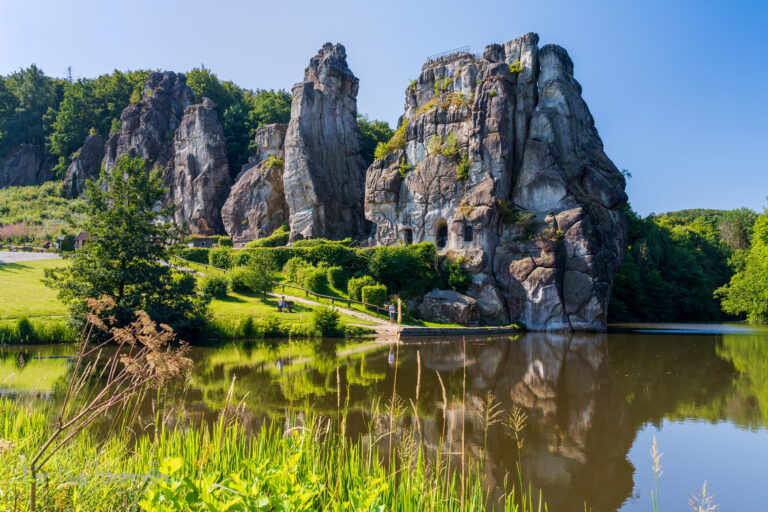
[0,316,77,344]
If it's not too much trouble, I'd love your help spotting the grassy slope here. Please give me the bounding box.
[0,259,69,319]
[0,182,86,244]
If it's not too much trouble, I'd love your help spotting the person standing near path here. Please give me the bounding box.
[389,302,396,324]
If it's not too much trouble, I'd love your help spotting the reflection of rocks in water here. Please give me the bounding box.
[416,334,633,510]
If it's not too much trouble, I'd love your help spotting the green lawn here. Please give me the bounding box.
[0,259,69,319]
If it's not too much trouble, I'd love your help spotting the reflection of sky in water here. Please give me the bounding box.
[622,420,768,512]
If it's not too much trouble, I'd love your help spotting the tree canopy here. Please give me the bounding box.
[357,114,394,167]
[43,156,208,333]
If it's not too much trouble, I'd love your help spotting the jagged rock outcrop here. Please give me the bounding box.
[221,124,289,242]
[102,73,230,234]
[62,135,105,196]
[103,71,192,174]
[0,144,54,187]
[364,33,627,331]
[166,98,231,234]
[283,43,368,240]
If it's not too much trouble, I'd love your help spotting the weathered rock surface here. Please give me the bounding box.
[364,33,627,331]
[419,289,479,326]
[0,144,55,187]
[283,43,368,240]
[165,98,231,234]
[222,124,289,242]
[103,72,192,174]
[63,135,105,196]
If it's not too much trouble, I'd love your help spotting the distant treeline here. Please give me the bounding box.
[0,65,393,179]
[610,206,759,322]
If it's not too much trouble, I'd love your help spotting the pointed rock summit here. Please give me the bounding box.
[283,43,368,240]
[364,33,628,331]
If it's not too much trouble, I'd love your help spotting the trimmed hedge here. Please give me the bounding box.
[200,274,228,298]
[218,236,233,247]
[361,284,388,308]
[245,225,290,248]
[209,247,233,269]
[347,275,377,302]
[178,247,210,264]
[326,266,345,289]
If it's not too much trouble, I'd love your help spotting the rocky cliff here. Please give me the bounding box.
[166,98,231,234]
[283,43,368,240]
[62,134,105,196]
[0,144,55,187]
[364,33,627,331]
[101,72,230,234]
[221,124,289,242]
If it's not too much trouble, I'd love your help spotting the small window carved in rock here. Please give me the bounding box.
[463,225,473,242]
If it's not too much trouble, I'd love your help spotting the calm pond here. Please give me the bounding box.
[2,325,768,511]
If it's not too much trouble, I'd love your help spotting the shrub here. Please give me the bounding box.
[427,134,443,155]
[326,266,346,289]
[227,266,252,293]
[244,250,279,295]
[398,158,413,178]
[508,60,523,74]
[442,257,471,293]
[283,256,310,283]
[347,275,377,301]
[260,313,284,338]
[302,267,329,293]
[456,153,470,180]
[245,224,290,248]
[218,236,233,247]
[374,120,407,160]
[310,307,343,337]
[442,132,460,161]
[178,247,209,264]
[368,243,435,297]
[208,247,233,269]
[200,274,228,299]
[263,154,284,169]
[361,284,388,308]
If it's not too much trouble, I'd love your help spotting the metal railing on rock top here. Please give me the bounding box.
[173,256,390,317]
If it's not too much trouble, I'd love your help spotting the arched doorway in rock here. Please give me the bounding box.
[403,228,413,245]
[435,221,448,249]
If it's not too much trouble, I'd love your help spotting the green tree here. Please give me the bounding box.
[716,212,768,322]
[43,156,208,332]
[358,115,394,167]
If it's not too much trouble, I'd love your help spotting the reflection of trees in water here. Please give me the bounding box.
[717,333,768,425]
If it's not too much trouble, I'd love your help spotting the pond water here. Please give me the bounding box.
[2,325,768,511]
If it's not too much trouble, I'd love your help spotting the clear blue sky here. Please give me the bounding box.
[1,0,766,216]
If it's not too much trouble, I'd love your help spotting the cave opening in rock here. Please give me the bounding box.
[436,222,448,248]
[403,228,413,245]
[463,224,473,242]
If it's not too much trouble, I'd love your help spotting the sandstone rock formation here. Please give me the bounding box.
[418,289,479,326]
[63,134,105,196]
[283,43,368,240]
[0,144,54,187]
[102,72,230,234]
[364,33,627,331]
[166,98,231,234]
[103,71,192,174]
[221,124,290,242]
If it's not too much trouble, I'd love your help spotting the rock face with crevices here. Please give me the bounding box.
[166,98,231,234]
[364,33,627,331]
[221,124,289,242]
[63,134,105,196]
[0,144,55,187]
[283,43,368,240]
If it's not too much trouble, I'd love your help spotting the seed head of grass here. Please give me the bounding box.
[688,481,717,512]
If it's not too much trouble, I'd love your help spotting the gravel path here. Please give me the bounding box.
[0,251,61,264]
